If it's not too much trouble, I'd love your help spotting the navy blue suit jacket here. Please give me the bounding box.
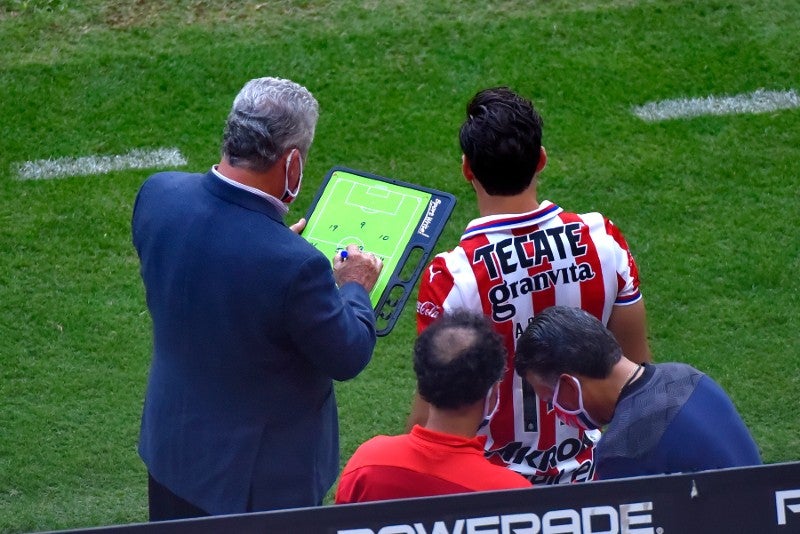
[132,170,376,514]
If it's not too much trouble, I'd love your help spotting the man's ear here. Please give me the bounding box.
[489,381,500,406]
[556,373,580,407]
[462,154,475,182]
[536,146,548,173]
[284,148,302,185]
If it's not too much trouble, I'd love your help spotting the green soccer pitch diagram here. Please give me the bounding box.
[303,167,456,336]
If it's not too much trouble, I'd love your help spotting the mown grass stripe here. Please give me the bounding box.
[15,147,187,180]
[633,89,799,122]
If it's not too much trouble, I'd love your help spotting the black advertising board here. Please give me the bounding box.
[52,461,800,534]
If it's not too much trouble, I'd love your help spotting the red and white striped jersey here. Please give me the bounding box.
[416,201,642,484]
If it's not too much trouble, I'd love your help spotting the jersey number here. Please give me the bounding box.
[522,379,539,432]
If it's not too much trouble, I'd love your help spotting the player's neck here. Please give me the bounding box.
[424,407,482,439]
[477,190,540,217]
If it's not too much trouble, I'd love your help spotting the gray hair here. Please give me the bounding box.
[222,77,319,172]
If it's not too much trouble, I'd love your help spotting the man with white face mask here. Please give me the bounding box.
[336,311,531,504]
[514,306,761,480]
[133,77,383,520]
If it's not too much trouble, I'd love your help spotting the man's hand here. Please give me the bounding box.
[332,244,383,292]
[290,217,307,234]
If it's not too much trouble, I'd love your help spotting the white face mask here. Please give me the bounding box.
[552,375,602,431]
[478,383,500,430]
[281,149,303,204]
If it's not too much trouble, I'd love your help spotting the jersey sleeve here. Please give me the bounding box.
[605,218,642,305]
[416,254,455,333]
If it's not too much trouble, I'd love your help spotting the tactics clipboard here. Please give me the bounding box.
[302,166,456,336]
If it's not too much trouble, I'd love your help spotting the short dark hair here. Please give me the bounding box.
[459,87,543,196]
[414,311,506,410]
[514,306,622,382]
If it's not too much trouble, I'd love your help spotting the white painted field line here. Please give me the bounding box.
[633,89,800,122]
[15,147,187,180]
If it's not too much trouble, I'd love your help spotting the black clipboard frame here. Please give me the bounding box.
[303,166,456,336]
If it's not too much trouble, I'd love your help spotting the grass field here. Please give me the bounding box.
[1,0,798,532]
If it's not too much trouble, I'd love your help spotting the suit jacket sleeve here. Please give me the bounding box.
[285,253,376,381]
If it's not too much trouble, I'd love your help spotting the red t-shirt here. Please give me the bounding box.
[335,425,531,504]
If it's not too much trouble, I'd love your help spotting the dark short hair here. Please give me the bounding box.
[514,306,622,382]
[414,311,506,410]
[459,87,543,196]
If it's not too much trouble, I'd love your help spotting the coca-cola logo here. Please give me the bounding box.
[416,301,441,319]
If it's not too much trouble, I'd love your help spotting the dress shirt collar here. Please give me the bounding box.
[211,165,289,217]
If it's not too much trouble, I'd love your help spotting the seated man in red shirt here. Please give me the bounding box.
[335,311,531,504]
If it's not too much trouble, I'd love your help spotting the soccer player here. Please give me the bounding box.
[410,86,651,484]
[515,306,761,479]
[336,311,531,504]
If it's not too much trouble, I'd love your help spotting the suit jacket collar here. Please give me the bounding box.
[201,171,286,224]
